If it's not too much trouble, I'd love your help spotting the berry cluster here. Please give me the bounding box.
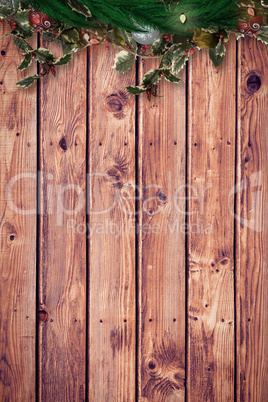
[145,84,159,101]
[39,63,56,76]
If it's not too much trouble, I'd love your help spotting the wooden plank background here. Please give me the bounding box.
[0,25,268,401]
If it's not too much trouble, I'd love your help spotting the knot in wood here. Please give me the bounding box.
[247,74,261,93]
[145,357,159,376]
[105,160,128,189]
[38,310,48,322]
[156,188,167,206]
[59,137,67,151]
[105,91,128,119]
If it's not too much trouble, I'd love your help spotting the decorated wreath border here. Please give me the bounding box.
[0,1,268,100]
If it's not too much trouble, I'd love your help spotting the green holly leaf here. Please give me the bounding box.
[162,50,173,68]
[172,51,188,74]
[113,50,135,73]
[54,53,72,65]
[126,85,146,95]
[257,26,268,45]
[35,48,54,62]
[13,36,30,52]
[12,0,20,12]
[151,35,165,56]
[16,74,39,88]
[0,5,12,16]
[209,40,225,68]
[142,69,161,87]
[66,0,91,17]
[14,9,33,38]
[160,68,181,83]
[61,28,80,43]
[17,52,32,70]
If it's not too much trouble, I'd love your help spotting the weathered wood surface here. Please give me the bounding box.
[0,31,268,401]
[0,25,37,401]
[187,36,236,401]
[88,45,136,401]
[38,42,87,400]
[137,58,186,401]
[236,37,268,401]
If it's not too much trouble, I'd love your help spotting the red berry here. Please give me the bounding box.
[142,48,146,52]
[190,48,194,54]
[105,39,109,44]
[144,44,148,48]
[184,51,188,55]
[32,54,36,59]
[127,44,130,49]
[81,30,85,34]
[105,46,109,51]
[160,72,164,77]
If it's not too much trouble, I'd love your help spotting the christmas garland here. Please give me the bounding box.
[0,1,268,99]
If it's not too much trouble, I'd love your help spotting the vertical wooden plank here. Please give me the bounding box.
[0,25,36,400]
[187,37,236,401]
[88,46,136,400]
[137,59,186,401]
[236,37,268,401]
[39,44,87,400]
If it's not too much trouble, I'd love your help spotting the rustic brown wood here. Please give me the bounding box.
[137,58,186,401]
[88,45,136,400]
[38,43,87,400]
[0,25,37,401]
[187,36,237,401]
[236,37,268,401]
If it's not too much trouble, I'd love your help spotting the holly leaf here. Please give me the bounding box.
[13,36,30,52]
[61,28,80,43]
[172,52,188,74]
[66,0,91,17]
[54,53,72,65]
[256,26,268,45]
[209,40,225,68]
[14,9,33,38]
[17,52,32,70]
[12,0,20,12]
[35,48,54,62]
[160,68,181,83]
[142,69,161,87]
[16,74,39,88]
[0,5,12,16]
[151,35,165,56]
[113,50,135,73]
[126,85,146,95]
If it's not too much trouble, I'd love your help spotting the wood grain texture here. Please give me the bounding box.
[39,43,87,401]
[88,45,136,400]
[236,37,268,401]
[137,58,186,401]
[0,25,37,401]
[187,36,236,401]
